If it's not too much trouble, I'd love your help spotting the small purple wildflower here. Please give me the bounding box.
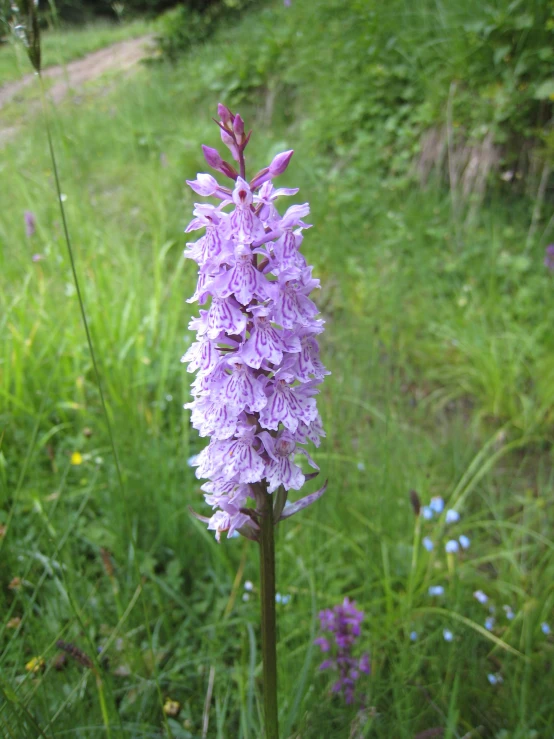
[422,506,433,520]
[409,631,418,641]
[314,598,370,705]
[32,254,44,263]
[544,245,554,271]
[443,629,453,642]
[485,616,495,631]
[473,590,488,604]
[541,622,551,635]
[458,534,470,550]
[24,210,36,238]
[487,673,503,685]
[502,605,514,620]
[445,539,460,554]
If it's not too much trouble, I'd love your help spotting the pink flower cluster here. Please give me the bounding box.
[183,105,328,542]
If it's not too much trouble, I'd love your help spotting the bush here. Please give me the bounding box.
[155,0,262,61]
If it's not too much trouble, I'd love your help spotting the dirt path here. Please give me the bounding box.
[0,35,154,144]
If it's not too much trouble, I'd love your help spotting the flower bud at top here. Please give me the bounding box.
[202,145,237,180]
[202,145,223,169]
[217,103,234,127]
[269,150,294,176]
[220,128,240,161]
[233,114,245,142]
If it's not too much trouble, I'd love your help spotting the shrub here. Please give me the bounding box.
[155,0,262,61]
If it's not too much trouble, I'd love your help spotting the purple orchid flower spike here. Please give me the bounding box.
[315,598,370,706]
[183,105,328,544]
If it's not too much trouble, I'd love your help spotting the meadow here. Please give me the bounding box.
[1,0,553,737]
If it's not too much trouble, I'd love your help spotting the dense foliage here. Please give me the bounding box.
[156,0,262,60]
[156,0,554,196]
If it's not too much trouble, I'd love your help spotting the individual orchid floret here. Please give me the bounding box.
[187,173,231,200]
[184,105,328,542]
[254,182,300,225]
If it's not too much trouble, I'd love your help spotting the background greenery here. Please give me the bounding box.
[1,0,553,737]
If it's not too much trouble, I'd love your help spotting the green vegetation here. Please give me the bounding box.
[0,19,150,85]
[1,0,553,737]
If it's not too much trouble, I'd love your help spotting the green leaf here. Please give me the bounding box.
[534,79,554,99]
[494,45,511,66]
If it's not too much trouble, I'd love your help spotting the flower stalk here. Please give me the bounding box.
[259,485,279,738]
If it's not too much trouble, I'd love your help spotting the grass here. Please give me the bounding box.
[0,19,151,86]
[1,0,553,737]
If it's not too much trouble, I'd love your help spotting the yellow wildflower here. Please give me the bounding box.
[163,698,181,717]
[25,656,45,673]
[70,452,83,466]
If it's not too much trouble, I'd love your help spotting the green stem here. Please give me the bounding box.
[259,488,279,739]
